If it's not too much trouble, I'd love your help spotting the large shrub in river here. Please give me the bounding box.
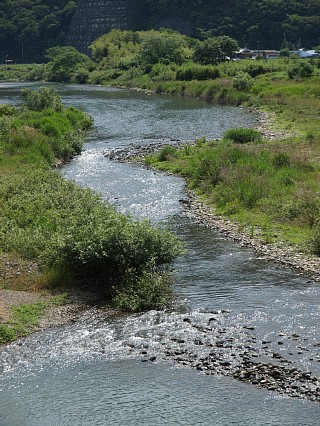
[20,87,63,112]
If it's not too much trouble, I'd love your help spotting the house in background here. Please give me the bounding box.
[237,48,252,59]
[251,50,280,59]
[237,48,280,60]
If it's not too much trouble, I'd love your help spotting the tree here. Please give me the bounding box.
[193,38,224,65]
[193,36,238,65]
[46,48,95,82]
[45,45,79,60]
[138,31,188,66]
[214,35,239,58]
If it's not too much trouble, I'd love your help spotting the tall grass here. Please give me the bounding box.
[147,133,320,251]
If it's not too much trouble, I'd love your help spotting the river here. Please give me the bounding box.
[0,82,320,425]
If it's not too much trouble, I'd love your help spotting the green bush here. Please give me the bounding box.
[20,87,63,112]
[150,63,176,81]
[157,145,178,161]
[117,66,144,81]
[113,268,174,311]
[272,152,291,168]
[286,190,320,227]
[0,325,16,344]
[176,64,220,81]
[46,49,95,83]
[215,167,269,210]
[4,101,93,164]
[309,226,320,256]
[288,62,314,79]
[72,68,89,84]
[245,64,268,78]
[233,71,254,92]
[0,169,182,309]
[0,104,17,117]
[223,128,262,144]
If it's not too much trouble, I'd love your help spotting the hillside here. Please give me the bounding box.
[1,1,320,62]
[130,0,320,50]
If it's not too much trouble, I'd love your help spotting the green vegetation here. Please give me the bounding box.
[46,46,95,83]
[224,128,263,144]
[1,24,320,313]
[146,127,320,252]
[287,61,315,79]
[0,295,69,345]
[1,1,320,63]
[0,0,76,63]
[130,1,320,50]
[0,324,16,344]
[0,64,46,82]
[0,87,182,315]
[232,71,254,92]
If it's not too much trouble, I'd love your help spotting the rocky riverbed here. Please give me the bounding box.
[102,129,320,404]
[132,309,320,403]
[2,108,319,403]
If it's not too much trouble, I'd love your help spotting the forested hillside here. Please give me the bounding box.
[1,0,320,63]
[130,0,320,50]
[0,0,76,63]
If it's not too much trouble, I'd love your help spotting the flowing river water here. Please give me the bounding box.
[1,82,320,425]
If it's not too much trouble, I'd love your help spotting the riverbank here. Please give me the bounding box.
[1,86,320,406]
[0,252,119,344]
[0,86,184,345]
[104,141,320,282]
[103,101,320,283]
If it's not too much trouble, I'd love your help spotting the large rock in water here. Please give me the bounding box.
[66,0,128,54]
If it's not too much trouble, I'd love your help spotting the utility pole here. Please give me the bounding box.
[257,40,260,58]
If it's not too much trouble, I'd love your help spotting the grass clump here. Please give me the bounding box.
[12,302,47,333]
[157,145,178,161]
[223,128,263,144]
[0,325,16,344]
[0,298,67,345]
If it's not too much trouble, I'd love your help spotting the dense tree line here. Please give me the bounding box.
[130,0,320,50]
[0,0,76,63]
[1,0,320,63]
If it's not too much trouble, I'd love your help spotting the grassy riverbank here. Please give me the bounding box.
[99,55,320,254]
[2,46,320,323]
[2,55,320,252]
[83,40,319,255]
[146,124,320,254]
[0,87,182,344]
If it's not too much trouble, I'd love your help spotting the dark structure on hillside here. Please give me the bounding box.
[67,0,194,54]
[67,0,128,54]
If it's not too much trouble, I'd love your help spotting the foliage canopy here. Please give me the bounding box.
[1,1,320,62]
